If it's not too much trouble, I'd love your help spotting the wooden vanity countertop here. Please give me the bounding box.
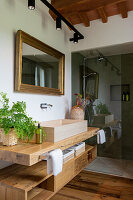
[0,127,99,166]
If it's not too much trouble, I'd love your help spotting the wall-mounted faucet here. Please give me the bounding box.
[40,103,53,111]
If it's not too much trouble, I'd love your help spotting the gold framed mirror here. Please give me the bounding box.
[15,30,65,95]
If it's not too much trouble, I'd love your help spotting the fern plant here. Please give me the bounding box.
[0,92,36,141]
[96,102,111,115]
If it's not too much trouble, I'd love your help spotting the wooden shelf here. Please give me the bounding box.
[0,127,99,166]
[0,145,97,200]
[0,161,52,192]
[28,187,53,200]
[28,187,44,200]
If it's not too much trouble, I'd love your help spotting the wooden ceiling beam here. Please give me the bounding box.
[49,0,128,27]
[79,12,90,27]
[117,1,128,18]
[51,0,127,15]
[97,7,108,23]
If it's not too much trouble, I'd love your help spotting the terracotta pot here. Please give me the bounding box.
[0,128,18,146]
[70,106,84,120]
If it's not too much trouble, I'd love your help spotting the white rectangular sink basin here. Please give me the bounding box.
[40,119,88,143]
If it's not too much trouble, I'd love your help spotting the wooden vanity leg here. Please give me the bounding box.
[0,186,6,200]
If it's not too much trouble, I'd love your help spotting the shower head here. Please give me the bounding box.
[83,72,97,78]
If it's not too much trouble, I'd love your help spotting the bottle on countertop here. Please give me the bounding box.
[36,123,43,144]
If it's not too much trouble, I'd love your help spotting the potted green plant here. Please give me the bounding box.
[0,92,36,146]
[95,102,111,115]
[93,102,114,125]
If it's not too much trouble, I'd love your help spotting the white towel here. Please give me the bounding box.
[97,129,106,144]
[44,149,63,176]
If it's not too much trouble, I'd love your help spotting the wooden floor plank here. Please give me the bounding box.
[51,187,119,200]
[50,170,133,200]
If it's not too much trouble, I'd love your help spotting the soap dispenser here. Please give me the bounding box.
[36,123,43,144]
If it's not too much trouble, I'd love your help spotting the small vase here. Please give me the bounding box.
[1,128,18,146]
[70,106,84,120]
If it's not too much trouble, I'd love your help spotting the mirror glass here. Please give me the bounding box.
[22,43,59,89]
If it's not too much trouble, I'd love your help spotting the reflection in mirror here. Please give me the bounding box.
[22,43,59,89]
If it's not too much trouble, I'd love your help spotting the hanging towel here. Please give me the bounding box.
[43,149,63,176]
[97,129,106,144]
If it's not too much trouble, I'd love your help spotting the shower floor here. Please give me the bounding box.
[85,157,133,179]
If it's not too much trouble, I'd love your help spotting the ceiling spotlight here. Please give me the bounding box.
[98,55,104,62]
[28,0,35,10]
[56,17,62,30]
[73,33,78,44]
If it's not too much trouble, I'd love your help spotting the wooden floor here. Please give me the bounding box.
[50,170,133,200]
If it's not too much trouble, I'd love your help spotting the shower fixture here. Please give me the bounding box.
[98,55,104,62]
[83,72,97,78]
[83,57,97,102]
[97,50,121,76]
[83,72,97,102]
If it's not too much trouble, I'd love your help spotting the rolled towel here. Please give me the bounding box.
[97,129,106,144]
[44,149,63,176]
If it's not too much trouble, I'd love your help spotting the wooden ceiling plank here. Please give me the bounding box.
[97,7,108,23]
[79,12,90,27]
[51,0,82,9]
[51,0,127,14]
[65,17,73,30]
[49,9,56,20]
[117,1,128,18]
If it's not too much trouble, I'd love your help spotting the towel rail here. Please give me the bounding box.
[39,153,49,160]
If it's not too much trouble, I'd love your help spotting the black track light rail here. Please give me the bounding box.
[40,0,84,41]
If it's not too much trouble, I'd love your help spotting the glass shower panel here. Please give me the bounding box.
[72,50,133,178]
[85,55,122,160]
[121,53,133,160]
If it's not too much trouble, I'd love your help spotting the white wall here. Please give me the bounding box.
[0,0,71,168]
[70,11,133,52]
[0,0,71,120]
